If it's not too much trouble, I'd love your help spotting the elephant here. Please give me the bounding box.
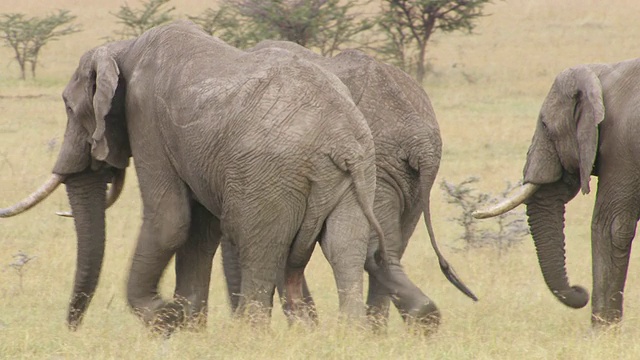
[474,59,640,328]
[215,41,478,333]
[0,20,389,332]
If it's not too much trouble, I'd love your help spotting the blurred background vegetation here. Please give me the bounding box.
[0,0,494,82]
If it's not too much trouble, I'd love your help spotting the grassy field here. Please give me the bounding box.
[1,0,640,358]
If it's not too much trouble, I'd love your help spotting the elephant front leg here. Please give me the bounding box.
[127,180,192,335]
[174,202,221,331]
[590,188,638,328]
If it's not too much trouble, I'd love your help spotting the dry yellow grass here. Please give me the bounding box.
[1,1,640,359]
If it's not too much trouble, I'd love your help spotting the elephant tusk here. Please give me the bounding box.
[473,182,540,219]
[55,210,74,217]
[0,174,65,217]
[56,168,126,218]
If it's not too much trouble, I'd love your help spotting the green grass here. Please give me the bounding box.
[1,0,640,359]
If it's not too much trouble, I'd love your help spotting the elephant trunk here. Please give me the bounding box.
[64,171,108,330]
[56,168,126,218]
[526,191,589,309]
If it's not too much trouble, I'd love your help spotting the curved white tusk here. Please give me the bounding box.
[473,182,540,219]
[1,174,65,217]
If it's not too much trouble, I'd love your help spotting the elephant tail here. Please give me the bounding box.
[420,169,478,301]
[345,159,389,268]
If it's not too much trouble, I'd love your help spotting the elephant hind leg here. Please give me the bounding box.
[319,189,369,323]
[366,275,391,334]
[280,214,326,326]
[230,202,304,327]
[366,258,440,336]
[281,266,318,326]
[365,190,440,336]
[222,239,243,313]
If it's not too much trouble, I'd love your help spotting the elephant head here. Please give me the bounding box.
[474,65,604,309]
[0,43,131,330]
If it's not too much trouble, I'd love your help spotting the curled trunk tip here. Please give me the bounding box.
[553,285,589,309]
[473,182,540,219]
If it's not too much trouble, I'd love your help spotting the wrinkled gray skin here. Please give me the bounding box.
[28,21,387,332]
[215,41,477,333]
[503,60,640,327]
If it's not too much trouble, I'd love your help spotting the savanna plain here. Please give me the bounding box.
[0,0,639,359]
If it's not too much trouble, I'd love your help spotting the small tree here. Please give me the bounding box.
[440,177,528,253]
[376,0,493,83]
[440,176,489,249]
[8,251,36,292]
[191,0,374,55]
[0,10,80,79]
[189,5,262,49]
[480,182,530,257]
[111,0,175,39]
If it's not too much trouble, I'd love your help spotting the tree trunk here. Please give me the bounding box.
[416,43,427,84]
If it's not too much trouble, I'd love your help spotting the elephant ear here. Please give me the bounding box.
[90,47,130,169]
[569,66,605,194]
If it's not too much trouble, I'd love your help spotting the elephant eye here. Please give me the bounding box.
[541,119,550,132]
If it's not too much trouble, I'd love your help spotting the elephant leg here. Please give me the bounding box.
[366,186,439,335]
[126,175,192,334]
[366,275,391,333]
[280,218,323,325]
[281,263,317,325]
[366,257,440,335]
[274,269,317,326]
[319,190,369,322]
[174,202,221,330]
[590,182,639,327]
[221,238,242,313]
[231,204,302,326]
[282,266,311,322]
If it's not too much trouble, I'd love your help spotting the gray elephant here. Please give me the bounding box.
[0,21,388,332]
[216,41,478,333]
[474,59,640,327]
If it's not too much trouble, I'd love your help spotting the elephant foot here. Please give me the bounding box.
[591,310,622,331]
[399,300,441,337]
[132,300,188,337]
[235,300,273,328]
[173,296,208,332]
[283,300,318,328]
[366,306,389,335]
[150,302,188,337]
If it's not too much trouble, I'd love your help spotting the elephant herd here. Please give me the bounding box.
[2,20,639,335]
